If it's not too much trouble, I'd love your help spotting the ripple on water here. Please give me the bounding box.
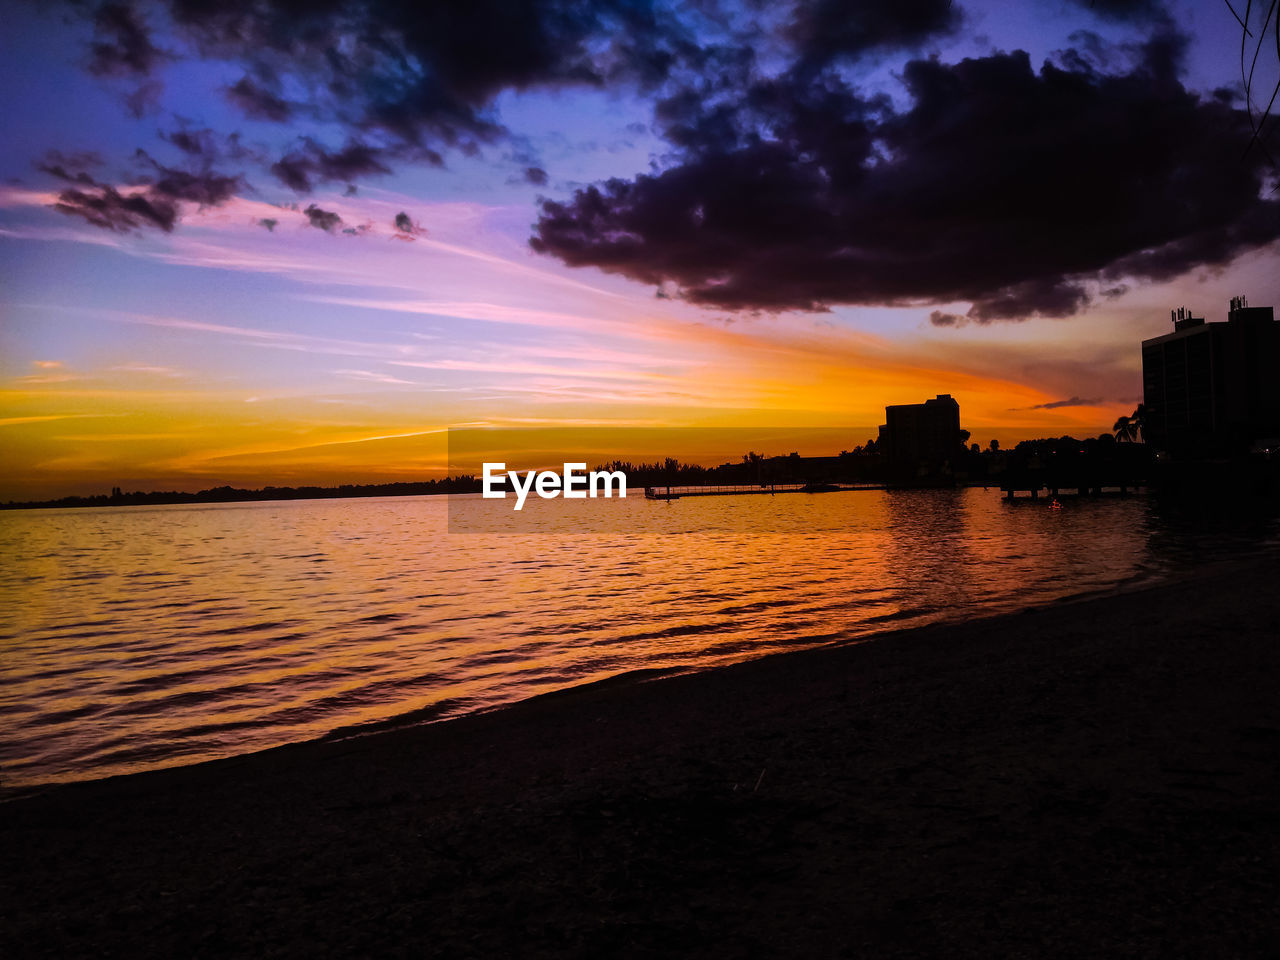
[1,490,1277,789]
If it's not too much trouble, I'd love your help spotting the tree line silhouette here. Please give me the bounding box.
[6,423,1161,510]
[1,478,483,511]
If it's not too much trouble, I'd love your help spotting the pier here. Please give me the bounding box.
[644,480,1149,501]
[998,480,1142,499]
[644,482,886,500]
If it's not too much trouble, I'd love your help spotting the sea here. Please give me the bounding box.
[2,488,1277,791]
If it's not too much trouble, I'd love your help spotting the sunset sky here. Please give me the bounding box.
[2,0,1278,499]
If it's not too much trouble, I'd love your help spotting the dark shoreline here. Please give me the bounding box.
[0,481,480,512]
[5,553,1280,956]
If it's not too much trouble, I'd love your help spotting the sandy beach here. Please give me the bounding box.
[4,553,1280,958]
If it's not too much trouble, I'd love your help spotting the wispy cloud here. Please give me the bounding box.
[52,432,197,441]
[1017,396,1104,411]
[171,427,450,467]
[110,364,186,377]
[12,373,83,385]
[388,358,675,383]
[309,296,592,326]
[116,312,419,362]
[0,187,60,208]
[0,225,128,249]
[334,368,422,385]
[3,185,624,301]
[0,414,121,427]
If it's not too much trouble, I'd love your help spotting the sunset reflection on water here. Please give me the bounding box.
[1,489,1273,789]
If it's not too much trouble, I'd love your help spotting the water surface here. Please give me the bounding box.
[1,489,1275,790]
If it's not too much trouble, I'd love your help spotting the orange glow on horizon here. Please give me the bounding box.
[0,191,1153,501]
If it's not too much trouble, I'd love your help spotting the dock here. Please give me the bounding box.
[643,480,1149,501]
[998,481,1143,499]
[644,483,886,500]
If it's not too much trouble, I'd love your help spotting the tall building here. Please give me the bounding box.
[1141,298,1280,457]
[878,394,961,472]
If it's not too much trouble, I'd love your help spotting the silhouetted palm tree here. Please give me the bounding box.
[1129,403,1147,442]
[1114,414,1137,443]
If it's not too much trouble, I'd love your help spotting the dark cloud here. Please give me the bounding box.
[270,139,397,193]
[161,127,217,156]
[123,79,164,118]
[52,184,178,232]
[531,28,1280,319]
[1024,396,1103,410]
[224,75,295,122]
[42,149,105,172]
[393,211,425,238]
[72,0,706,157]
[41,152,241,232]
[51,0,1278,299]
[788,0,962,66]
[304,204,342,232]
[257,217,278,231]
[52,0,976,237]
[38,157,100,187]
[88,2,165,76]
[929,311,966,327]
[159,127,258,165]
[1066,0,1167,22]
[965,278,1092,323]
[133,150,243,206]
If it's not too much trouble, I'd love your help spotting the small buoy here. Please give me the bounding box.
[1049,498,1062,510]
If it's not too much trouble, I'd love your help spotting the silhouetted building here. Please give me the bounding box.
[878,394,961,474]
[1142,297,1280,458]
